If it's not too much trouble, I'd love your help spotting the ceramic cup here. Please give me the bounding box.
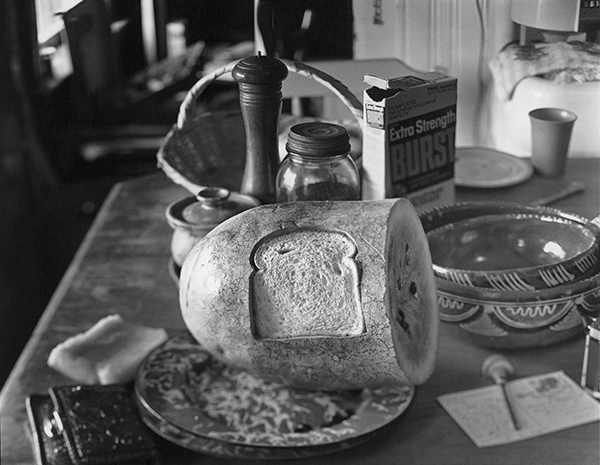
[529,108,577,177]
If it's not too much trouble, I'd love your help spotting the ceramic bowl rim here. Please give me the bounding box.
[427,212,599,281]
[419,201,599,232]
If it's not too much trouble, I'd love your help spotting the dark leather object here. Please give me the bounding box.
[25,385,159,465]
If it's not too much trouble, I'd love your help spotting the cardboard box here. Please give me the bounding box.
[362,71,457,212]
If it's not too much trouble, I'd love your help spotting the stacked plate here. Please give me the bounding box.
[454,147,534,189]
[420,202,600,349]
[135,332,414,459]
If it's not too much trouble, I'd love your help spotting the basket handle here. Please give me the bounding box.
[176,58,363,130]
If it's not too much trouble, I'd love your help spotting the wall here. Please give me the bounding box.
[352,0,516,148]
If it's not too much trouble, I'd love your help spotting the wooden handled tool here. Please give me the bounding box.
[482,354,520,430]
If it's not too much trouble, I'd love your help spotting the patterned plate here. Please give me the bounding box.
[137,394,401,460]
[135,332,414,457]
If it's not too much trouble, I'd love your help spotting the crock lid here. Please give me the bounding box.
[181,187,258,227]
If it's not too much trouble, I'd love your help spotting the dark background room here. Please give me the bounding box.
[0,0,354,388]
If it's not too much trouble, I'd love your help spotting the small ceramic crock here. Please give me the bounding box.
[166,187,259,270]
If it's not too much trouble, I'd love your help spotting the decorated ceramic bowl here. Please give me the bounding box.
[427,213,599,291]
[420,202,600,348]
[435,269,600,349]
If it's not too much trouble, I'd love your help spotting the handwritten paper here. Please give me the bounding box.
[438,370,600,447]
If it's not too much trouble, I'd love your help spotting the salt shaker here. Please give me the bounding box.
[276,122,360,202]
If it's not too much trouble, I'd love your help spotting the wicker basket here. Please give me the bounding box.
[157,58,364,195]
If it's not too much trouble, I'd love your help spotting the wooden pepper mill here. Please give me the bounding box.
[232,54,288,204]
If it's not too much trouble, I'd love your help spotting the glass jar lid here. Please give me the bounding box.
[286,122,351,158]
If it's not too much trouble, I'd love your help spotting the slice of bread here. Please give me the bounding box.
[251,228,364,339]
[47,314,168,384]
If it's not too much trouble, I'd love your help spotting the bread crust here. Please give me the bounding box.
[180,199,437,390]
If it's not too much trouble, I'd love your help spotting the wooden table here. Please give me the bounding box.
[2,158,599,465]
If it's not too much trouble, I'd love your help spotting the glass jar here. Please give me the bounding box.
[276,122,360,202]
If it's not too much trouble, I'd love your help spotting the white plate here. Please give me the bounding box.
[455,147,533,188]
